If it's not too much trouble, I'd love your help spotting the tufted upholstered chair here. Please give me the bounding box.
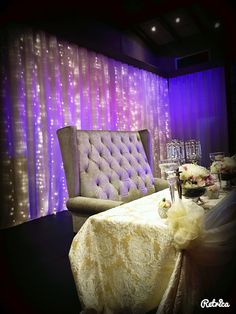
[57,126,168,232]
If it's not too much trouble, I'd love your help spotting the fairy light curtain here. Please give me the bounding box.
[0,29,170,229]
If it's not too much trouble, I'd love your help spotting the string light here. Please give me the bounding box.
[0,30,170,228]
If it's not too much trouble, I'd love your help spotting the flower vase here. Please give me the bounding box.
[158,207,168,219]
[158,198,171,219]
[182,186,206,205]
[207,190,219,199]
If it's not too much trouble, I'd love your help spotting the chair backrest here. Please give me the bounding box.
[57,127,155,203]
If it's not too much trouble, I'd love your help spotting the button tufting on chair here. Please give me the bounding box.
[57,127,168,232]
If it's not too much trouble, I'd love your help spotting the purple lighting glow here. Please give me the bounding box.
[168,67,228,166]
[0,30,170,229]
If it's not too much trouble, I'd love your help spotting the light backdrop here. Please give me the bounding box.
[0,29,170,229]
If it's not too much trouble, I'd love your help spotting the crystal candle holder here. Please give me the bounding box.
[167,139,185,164]
[185,139,202,164]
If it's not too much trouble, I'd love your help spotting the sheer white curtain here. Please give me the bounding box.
[0,29,171,229]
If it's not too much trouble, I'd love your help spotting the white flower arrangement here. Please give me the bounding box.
[210,161,223,174]
[158,198,172,219]
[179,163,214,188]
[210,156,236,174]
[158,198,171,209]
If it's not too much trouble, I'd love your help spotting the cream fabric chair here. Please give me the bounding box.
[57,127,168,232]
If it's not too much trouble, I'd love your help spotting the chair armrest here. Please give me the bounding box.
[66,196,124,216]
[154,177,168,192]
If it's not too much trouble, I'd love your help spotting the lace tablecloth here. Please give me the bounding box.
[69,188,235,314]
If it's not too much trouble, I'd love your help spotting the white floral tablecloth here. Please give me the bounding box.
[69,188,234,314]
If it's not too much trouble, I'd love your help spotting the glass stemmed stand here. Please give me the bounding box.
[209,152,225,191]
[159,159,180,203]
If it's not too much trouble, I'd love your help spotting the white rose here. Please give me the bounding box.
[223,157,236,172]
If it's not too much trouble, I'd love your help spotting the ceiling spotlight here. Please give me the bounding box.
[175,17,180,23]
[151,26,156,32]
[214,22,220,29]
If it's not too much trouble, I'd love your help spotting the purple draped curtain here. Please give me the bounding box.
[0,29,170,229]
[168,67,228,167]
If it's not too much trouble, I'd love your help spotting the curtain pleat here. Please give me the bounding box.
[169,68,228,167]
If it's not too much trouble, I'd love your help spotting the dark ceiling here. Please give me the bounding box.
[1,0,236,66]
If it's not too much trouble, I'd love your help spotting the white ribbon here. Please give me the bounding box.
[167,199,204,250]
[158,190,236,314]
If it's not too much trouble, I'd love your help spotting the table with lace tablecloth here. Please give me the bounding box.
[69,188,236,314]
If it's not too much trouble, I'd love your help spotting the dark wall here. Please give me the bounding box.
[11,17,172,77]
[2,16,225,77]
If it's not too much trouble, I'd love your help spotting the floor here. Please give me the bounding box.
[0,211,80,314]
[1,211,236,314]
